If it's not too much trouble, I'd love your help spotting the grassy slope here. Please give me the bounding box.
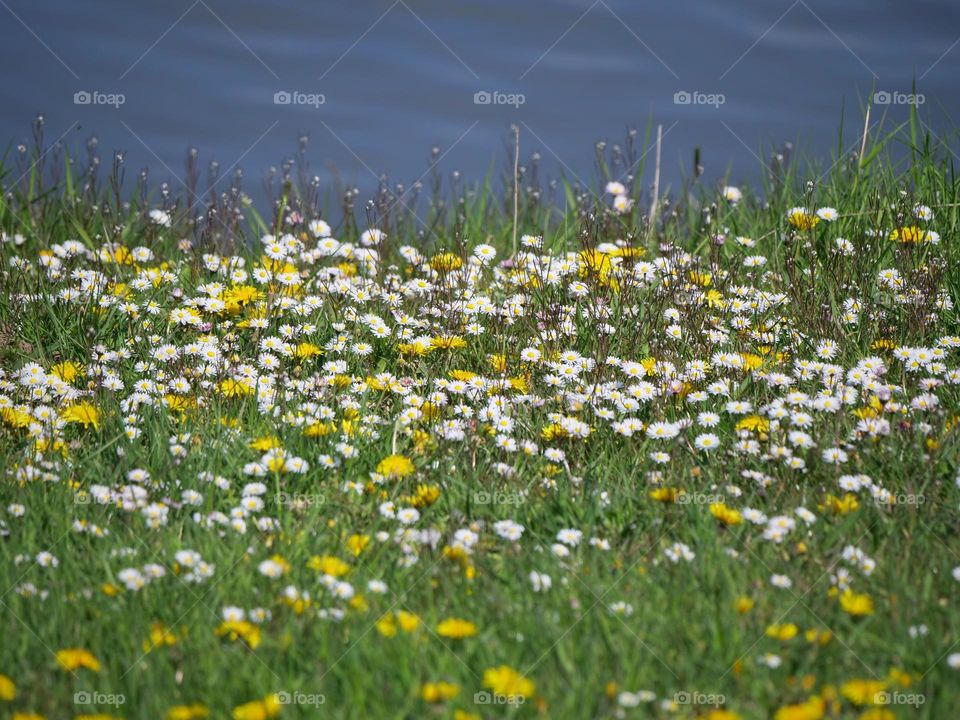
[0,112,958,719]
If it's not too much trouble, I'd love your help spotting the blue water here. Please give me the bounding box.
[2,0,959,204]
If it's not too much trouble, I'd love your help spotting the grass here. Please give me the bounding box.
[0,109,959,719]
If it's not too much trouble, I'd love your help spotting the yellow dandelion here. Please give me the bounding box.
[706,711,742,720]
[166,705,209,720]
[0,674,15,700]
[220,378,254,397]
[735,414,768,433]
[649,487,681,503]
[215,621,262,649]
[294,342,322,360]
[396,610,421,632]
[858,709,895,720]
[397,339,433,356]
[231,694,281,720]
[61,402,101,429]
[819,493,860,515]
[403,483,441,508]
[2,407,33,429]
[765,623,799,641]
[429,252,463,273]
[436,618,478,639]
[50,361,83,383]
[688,270,712,286]
[376,454,415,479]
[346,534,370,556]
[142,622,180,652]
[788,208,820,230]
[889,226,934,243]
[839,589,874,617]
[307,556,350,576]
[482,665,535,699]
[840,679,887,706]
[488,354,507,373]
[376,614,397,638]
[303,421,336,437]
[249,435,282,451]
[56,648,101,673]
[709,502,743,526]
[421,681,460,703]
[773,695,826,720]
[704,289,726,308]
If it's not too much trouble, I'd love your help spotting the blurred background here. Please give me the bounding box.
[1,0,958,207]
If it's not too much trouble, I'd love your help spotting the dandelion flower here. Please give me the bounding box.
[376,454,415,479]
[231,694,281,720]
[482,665,535,699]
[56,648,101,672]
[436,618,478,639]
[788,207,820,230]
[61,402,101,429]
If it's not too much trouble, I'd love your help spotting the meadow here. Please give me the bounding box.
[1,114,959,719]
